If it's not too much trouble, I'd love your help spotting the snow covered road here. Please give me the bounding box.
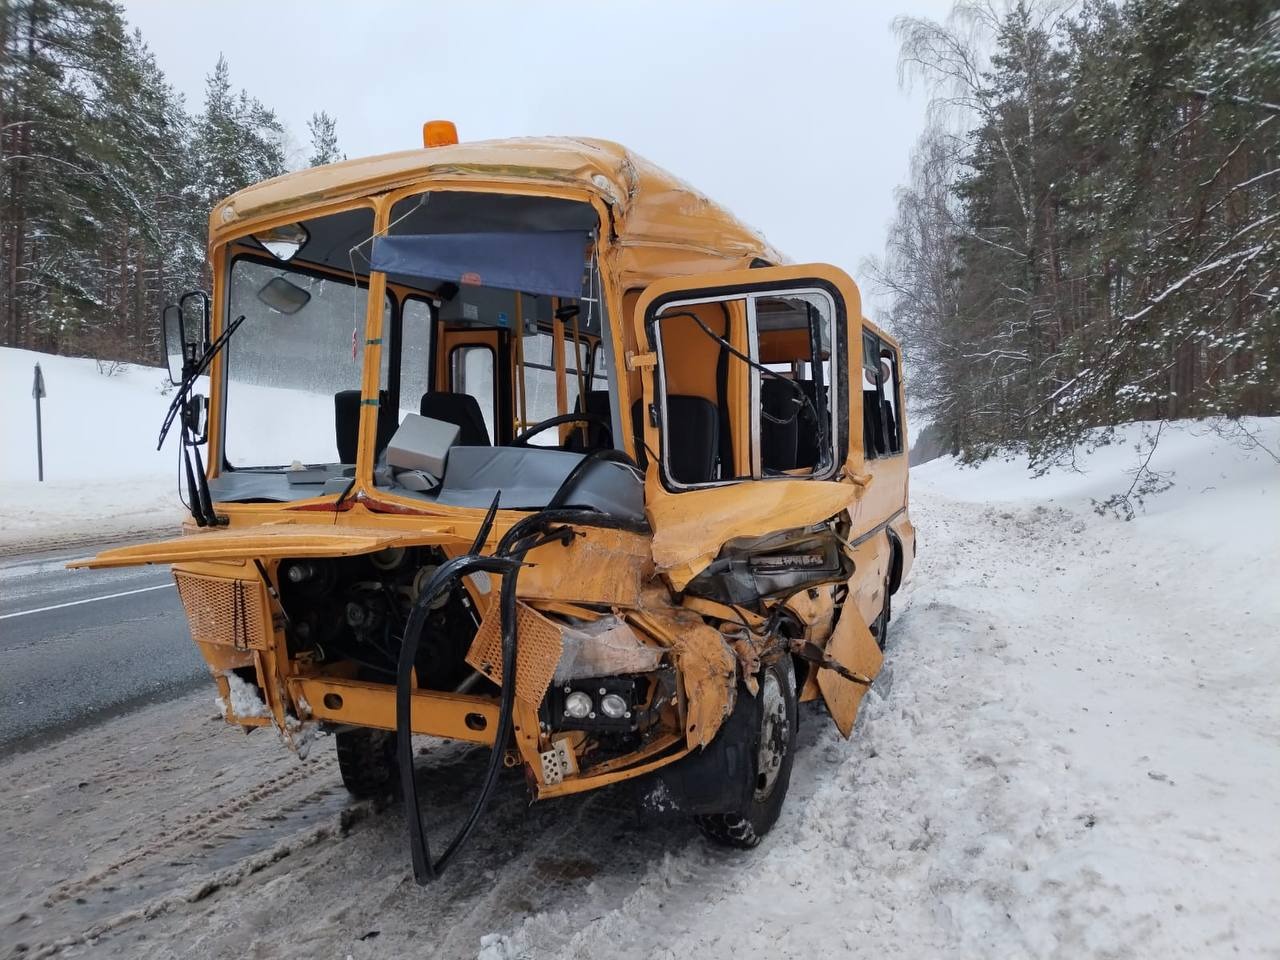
[1,421,1276,959]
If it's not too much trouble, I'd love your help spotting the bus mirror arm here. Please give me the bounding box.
[158,314,246,450]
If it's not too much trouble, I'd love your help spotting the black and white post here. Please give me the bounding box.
[32,362,46,482]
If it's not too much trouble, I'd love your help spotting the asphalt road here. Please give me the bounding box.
[0,537,206,755]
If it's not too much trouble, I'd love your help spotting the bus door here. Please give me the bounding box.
[435,326,514,445]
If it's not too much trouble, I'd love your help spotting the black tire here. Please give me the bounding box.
[335,727,399,798]
[696,655,798,849]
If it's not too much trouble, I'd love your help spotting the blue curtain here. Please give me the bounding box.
[370,231,588,298]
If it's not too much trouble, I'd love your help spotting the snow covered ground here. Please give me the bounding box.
[1,348,185,549]
[1,417,1275,959]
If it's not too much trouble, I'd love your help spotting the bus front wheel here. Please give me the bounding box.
[696,656,798,849]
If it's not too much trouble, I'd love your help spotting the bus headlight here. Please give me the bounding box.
[549,676,646,731]
[599,693,628,719]
[563,690,593,720]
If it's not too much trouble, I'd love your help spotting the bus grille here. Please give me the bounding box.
[466,600,563,707]
[173,572,270,650]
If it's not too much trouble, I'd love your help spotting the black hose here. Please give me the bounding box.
[395,503,649,885]
[396,553,522,883]
[659,310,817,427]
[430,559,521,873]
[497,507,648,556]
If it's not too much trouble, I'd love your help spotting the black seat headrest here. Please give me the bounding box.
[420,391,491,446]
[793,378,826,468]
[335,389,398,465]
[630,394,720,483]
[864,389,887,457]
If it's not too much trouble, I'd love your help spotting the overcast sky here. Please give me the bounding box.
[121,1,950,311]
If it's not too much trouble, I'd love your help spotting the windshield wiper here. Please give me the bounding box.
[158,314,246,527]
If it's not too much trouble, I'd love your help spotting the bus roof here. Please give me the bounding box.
[210,137,787,288]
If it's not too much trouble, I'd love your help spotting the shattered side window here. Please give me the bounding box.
[862,330,903,459]
[651,287,840,488]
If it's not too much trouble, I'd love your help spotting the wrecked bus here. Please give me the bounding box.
[74,126,915,881]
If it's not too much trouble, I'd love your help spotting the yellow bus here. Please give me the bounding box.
[76,124,916,882]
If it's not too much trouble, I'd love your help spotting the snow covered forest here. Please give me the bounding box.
[0,0,341,364]
[872,0,1279,467]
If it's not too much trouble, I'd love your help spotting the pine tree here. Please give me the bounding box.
[307,111,342,167]
[1,11,293,362]
[192,55,286,216]
[0,0,121,350]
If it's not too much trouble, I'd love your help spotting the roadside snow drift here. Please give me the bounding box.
[1,348,185,547]
[482,419,1280,959]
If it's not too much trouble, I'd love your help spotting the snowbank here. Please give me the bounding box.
[911,417,1278,513]
[0,406,1275,956]
[1,348,185,548]
[913,417,1280,569]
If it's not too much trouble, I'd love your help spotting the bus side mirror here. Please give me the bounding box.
[164,290,212,385]
[162,304,184,384]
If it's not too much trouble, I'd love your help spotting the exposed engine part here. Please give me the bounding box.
[369,546,407,571]
[277,546,480,690]
[279,558,335,594]
[412,564,451,610]
[392,504,651,887]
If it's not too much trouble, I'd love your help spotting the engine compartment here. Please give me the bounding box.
[278,546,484,693]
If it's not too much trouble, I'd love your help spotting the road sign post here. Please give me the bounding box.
[32,363,46,482]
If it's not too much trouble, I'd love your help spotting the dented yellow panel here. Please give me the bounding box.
[631,263,875,588]
[817,606,885,739]
[515,526,653,606]
[648,479,859,588]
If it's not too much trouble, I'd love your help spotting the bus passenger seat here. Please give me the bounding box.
[882,399,900,453]
[864,390,887,456]
[792,380,815,468]
[760,378,800,471]
[565,389,614,452]
[419,391,491,446]
[630,394,719,484]
[334,389,398,464]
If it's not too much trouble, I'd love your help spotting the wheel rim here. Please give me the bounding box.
[754,670,789,801]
